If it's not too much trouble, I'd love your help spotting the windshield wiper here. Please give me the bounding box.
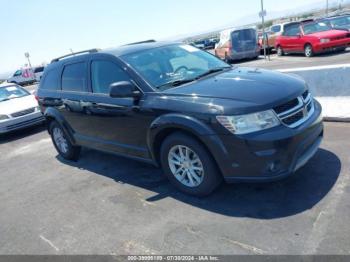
[194,67,230,80]
[157,78,197,89]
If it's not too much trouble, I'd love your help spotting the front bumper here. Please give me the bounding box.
[0,111,45,134]
[313,38,350,53]
[204,99,323,182]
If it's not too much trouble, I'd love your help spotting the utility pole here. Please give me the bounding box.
[326,0,329,16]
[24,52,32,68]
[260,0,267,60]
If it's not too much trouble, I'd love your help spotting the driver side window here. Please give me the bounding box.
[91,60,130,94]
[283,25,301,36]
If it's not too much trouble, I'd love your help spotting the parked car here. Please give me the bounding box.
[257,23,290,52]
[215,27,260,62]
[37,43,323,196]
[275,21,350,57]
[258,31,274,54]
[33,66,45,82]
[192,40,205,49]
[7,67,36,86]
[0,83,45,134]
[323,15,350,31]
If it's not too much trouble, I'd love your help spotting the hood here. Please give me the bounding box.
[0,95,38,116]
[307,29,349,38]
[162,67,306,112]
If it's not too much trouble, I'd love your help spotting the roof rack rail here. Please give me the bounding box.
[51,48,100,63]
[125,39,156,46]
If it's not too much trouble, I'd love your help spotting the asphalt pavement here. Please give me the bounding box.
[0,122,349,255]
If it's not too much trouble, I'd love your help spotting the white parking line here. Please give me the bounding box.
[278,63,350,72]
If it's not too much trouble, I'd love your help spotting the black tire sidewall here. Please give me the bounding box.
[49,121,80,161]
[160,133,222,196]
[305,44,313,57]
[277,46,283,56]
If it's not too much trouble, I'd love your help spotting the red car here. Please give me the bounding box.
[275,21,350,57]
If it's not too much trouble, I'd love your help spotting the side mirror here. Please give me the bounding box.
[109,81,141,98]
[296,33,302,38]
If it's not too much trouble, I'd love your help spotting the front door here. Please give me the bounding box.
[75,57,152,159]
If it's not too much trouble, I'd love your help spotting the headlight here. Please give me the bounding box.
[0,115,9,121]
[320,38,330,43]
[216,110,280,135]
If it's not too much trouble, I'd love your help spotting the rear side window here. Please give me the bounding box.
[40,68,60,90]
[91,60,130,94]
[62,62,88,92]
[271,25,281,33]
[284,24,300,36]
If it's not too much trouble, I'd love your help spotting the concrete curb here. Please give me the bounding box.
[278,64,350,122]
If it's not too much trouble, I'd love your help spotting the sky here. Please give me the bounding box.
[0,0,325,76]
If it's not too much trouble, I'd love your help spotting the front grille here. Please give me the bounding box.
[282,111,304,125]
[273,91,314,128]
[273,98,300,114]
[302,90,309,100]
[11,107,35,118]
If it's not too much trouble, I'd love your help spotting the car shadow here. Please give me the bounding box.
[0,124,46,144]
[57,147,341,219]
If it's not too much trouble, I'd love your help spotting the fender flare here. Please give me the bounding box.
[147,113,228,167]
[44,107,76,145]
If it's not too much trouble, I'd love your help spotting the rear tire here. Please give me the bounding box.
[304,44,314,57]
[49,121,81,161]
[160,132,222,196]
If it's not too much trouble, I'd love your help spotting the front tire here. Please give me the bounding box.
[277,46,284,56]
[304,44,314,57]
[160,132,222,196]
[49,121,81,161]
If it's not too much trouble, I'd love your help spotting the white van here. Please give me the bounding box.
[7,67,36,86]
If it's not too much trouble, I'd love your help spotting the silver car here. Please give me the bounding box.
[0,83,44,134]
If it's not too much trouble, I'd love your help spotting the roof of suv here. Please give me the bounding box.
[45,41,179,72]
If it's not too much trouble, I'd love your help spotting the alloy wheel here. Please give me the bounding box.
[168,145,204,188]
[52,127,69,154]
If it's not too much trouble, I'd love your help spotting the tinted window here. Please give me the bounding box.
[91,60,130,94]
[284,24,301,36]
[62,62,87,92]
[34,67,44,73]
[41,68,60,90]
[13,70,22,77]
[271,25,281,33]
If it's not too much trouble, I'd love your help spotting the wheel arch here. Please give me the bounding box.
[44,107,76,145]
[147,114,228,176]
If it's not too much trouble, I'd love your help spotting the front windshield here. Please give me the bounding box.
[302,22,332,34]
[0,85,29,102]
[330,16,350,27]
[121,44,230,90]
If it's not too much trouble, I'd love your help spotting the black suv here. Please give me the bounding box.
[38,42,323,196]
